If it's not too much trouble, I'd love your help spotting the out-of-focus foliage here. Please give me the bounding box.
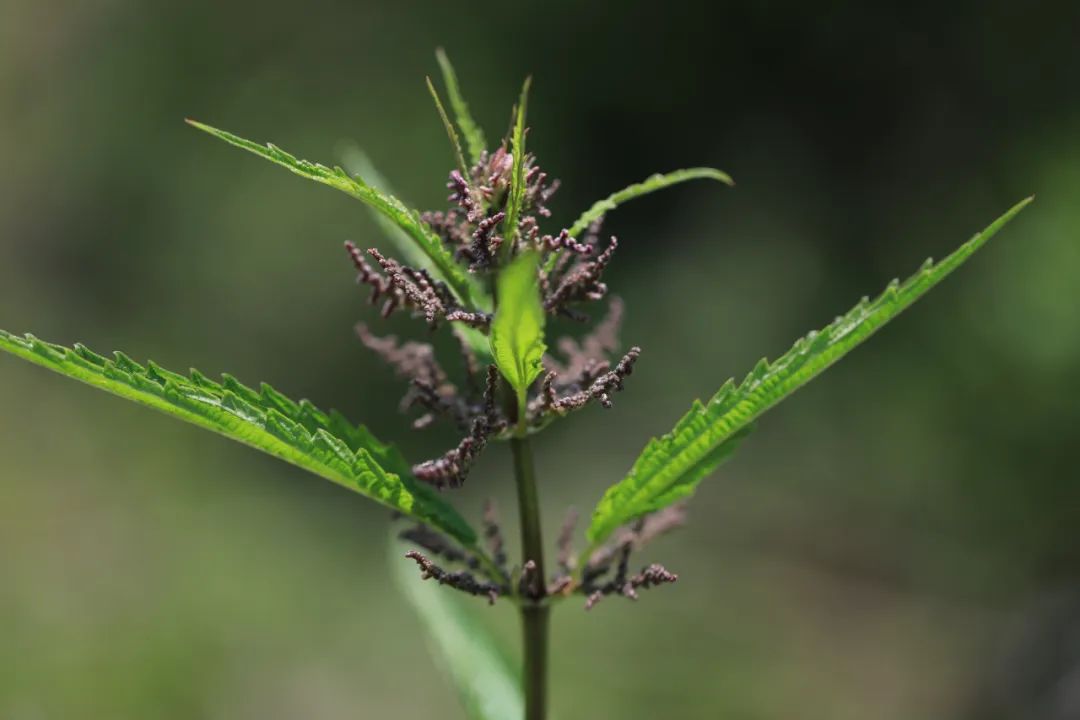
[391,539,523,720]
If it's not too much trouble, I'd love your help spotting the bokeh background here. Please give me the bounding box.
[2,1,1078,718]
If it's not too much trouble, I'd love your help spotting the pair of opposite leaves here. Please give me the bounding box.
[0,51,1032,571]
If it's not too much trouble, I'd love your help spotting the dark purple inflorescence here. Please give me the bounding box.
[349,126,677,608]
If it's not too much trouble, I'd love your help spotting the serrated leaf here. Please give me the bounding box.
[186,119,487,309]
[502,77,531,252]
[586,197,1032,546]
[435,48,488,165]
[544,167,734,273]
[0,330,476,545]
[491,251,545,423]
[391,538,523,720]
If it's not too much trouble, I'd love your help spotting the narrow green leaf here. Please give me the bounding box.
[186,119,487,309]
[338,144,434,273]
[491,251,545,422]
[426,76,469,175]
[502,77,532,253]
[0,330,477,545]
[391,538,523,720]
[543,167,734,273]
[586,197,1033,546]
[435,48,488,165]
[567,168,733,239]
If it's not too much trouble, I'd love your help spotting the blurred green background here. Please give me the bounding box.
[1,1,1078,718]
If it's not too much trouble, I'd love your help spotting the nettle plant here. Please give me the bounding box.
[1,51,1030,719]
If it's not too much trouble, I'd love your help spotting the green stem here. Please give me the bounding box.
[511,435,548,720]
[521,602,549,720]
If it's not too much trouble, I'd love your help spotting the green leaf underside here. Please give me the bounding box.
[391,539,523,720]
[435,48,488,165]
[586,197,1033,546]
[426,76,469,175]
[0,330,476,545]
[491,251,546,415]
[338,144,435,273]
[502,78,531,250]
[544,167,734,274]
[339,145,494,358]
[185,119,487,309]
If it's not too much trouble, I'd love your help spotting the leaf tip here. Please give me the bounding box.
[518,76,534,109]
[702,167,735,187]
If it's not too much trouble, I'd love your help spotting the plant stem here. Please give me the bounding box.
[520,601,549,720]
[511,435,548,720]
